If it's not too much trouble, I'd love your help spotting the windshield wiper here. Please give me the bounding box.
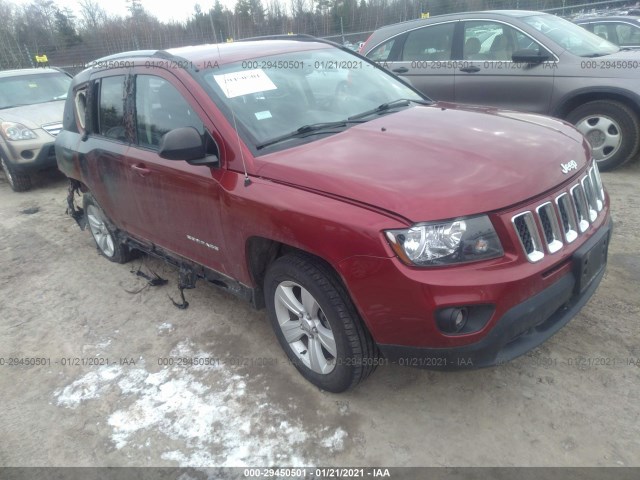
[256,120,362,150]
[582,53,608,58]
[347,98,431,121]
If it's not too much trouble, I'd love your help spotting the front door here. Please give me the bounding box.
[124,71,228,272]
[454,20,556,115]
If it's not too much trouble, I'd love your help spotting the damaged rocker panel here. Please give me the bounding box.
[64,177,263,310]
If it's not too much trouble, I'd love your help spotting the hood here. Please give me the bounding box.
[255,103,590,222]
[0,101,65,130]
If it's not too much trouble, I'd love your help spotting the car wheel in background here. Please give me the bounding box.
[567,100,640,171]
[0,156,32,192]
[264,253,378,393]
[83,193,133,263]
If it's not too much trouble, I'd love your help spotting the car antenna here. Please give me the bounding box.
[215,40,252,187]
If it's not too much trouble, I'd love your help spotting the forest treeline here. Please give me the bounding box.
[0,0,634,69]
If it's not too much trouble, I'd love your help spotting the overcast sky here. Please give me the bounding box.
[9,0,217,24]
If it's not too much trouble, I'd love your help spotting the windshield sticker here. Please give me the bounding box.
[255,110,272,120]
[213,69,277,98]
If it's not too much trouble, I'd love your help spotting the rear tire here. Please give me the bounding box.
[83,193,133,264]
[264,253,378,393]
[1,156,32,192]
[566,100,640,171]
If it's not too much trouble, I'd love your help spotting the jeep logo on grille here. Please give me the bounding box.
[561,160,578,174]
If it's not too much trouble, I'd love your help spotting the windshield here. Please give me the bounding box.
[0,72,71,109]
[521,14,619,56]
[199,47,426,151]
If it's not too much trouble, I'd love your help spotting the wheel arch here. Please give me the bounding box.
[246,236,343,290]
[554,87,640,121]
[245,236,369,322]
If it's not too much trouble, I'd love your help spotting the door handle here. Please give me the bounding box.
[392,67,409,74]
[131,164,151,177]
[459,66,481,73]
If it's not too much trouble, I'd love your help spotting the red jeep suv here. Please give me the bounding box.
[55,37,611,392]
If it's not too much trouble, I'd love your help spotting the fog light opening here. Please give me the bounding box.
[451,307,468,332]
[436,306,469,334]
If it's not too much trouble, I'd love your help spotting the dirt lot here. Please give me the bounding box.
[0,162,639,468]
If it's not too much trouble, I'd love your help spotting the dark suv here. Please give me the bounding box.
[56,38,611,392]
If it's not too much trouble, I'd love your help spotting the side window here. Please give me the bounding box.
[464,21,544,61]
[513,30,545,55]
[401,23,454,61]
[135,75,204,148]
[593,24,611,41]
[74,88,87,131]
[98,76,126,140]
[367,39,396,62]
[615,23,640,45]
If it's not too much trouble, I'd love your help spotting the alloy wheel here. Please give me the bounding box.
[273,280,337,374]
[86,204,115,257]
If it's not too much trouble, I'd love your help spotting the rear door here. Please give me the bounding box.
[366,21,458,101]
[124,70,228,272]
[454,19,556,114]
[82,71,135,230]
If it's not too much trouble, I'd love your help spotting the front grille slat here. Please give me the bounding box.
[512,165,605,263]
[512,212,544,263]
[41,122,63,137]
[571,183,590,233]
[555,193,578,243]
[536,202,563,254]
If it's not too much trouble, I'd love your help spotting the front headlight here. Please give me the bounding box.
[1,122,38,141]
[385,215,503,266]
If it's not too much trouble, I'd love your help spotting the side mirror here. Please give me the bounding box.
[511,49,551,64]
[159,127,219,167]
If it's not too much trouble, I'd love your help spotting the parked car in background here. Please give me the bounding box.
[0,68,71,191]
[361,10,640,171]
[574,16,640,49]
[56,38,611,392]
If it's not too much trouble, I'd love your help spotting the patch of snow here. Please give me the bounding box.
[54,364,122,409]
[54,339,348,466]
[321,427,348,452]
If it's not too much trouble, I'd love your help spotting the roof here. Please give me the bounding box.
[164,40,332,66]
[574,15,640,22]
[371,9,549,33]
[0,67,63,78]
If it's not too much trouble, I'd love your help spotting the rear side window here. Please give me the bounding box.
[74,88,87,130]
[135,75,204,148]
[367,39,396,61]
[402,23,455,61]
[98,76,126,140]
[615,23,640,45]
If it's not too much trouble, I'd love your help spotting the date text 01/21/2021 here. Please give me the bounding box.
[0,357,136,367]
[243,468,391,477]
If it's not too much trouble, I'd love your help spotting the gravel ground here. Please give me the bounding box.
[0,161,639,467]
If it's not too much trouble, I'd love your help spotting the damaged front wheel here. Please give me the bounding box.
[83,193,133,263]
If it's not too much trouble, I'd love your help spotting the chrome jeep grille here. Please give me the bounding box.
[512,163,605,263]
[42,122,63,137]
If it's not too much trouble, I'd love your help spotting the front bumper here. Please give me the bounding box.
[377,220,612,369]
[0,136,58,172]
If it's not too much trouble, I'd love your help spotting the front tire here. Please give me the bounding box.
[83,193,133,264]
[567,100,640,171]
[1,156,32,192]
[264,253,378,393]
